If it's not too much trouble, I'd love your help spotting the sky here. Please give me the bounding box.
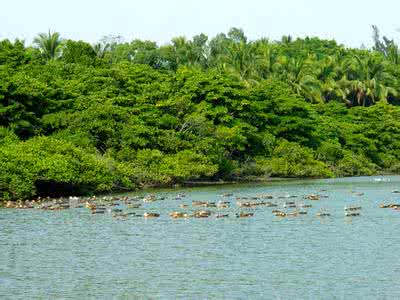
[0,0,399,48]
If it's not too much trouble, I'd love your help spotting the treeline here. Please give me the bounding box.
[1,27,400,200]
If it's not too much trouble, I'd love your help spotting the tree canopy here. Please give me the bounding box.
[1,26,400,200]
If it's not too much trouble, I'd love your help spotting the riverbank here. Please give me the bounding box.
[2,31,400,206]
[3,172,398,205]
[166,171,399,188]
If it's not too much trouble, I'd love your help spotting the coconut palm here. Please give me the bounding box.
[33,31,62,61]
[190,33,209,68]
[385,44,400,65]
[253,39,279,79]
[92,42,111,59]
[281,35,293,44]
[315,55,347,103]
[343,54,397,106]
[218,40,260,86]
[170,36,199,67]
[275,56,323,103]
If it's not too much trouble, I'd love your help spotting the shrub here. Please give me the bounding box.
[256,140,334,178]
[121,149,219,185]
[336,151,377,176]
[0,136,130,200]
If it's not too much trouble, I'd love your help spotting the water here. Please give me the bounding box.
[1,176,400,299]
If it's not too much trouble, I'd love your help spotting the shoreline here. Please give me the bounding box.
[116,173,399,195]
[181,172,398,187]
[181,177,301,187]
[1,173,398,203]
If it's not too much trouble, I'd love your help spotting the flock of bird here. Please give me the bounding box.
[2,189,400,220]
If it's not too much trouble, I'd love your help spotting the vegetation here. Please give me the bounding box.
[1,27,400,200]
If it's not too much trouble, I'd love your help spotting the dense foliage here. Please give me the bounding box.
[1,27,400,200]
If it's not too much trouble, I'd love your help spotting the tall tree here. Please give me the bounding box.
[62,40,96,64]
[316,55,347,103]
[215,29,261,85]
[344,54,397,106]
[0,39,30,67]
[219,40,260,85]
[92,42,110,59]
[372,25,394,57]
[253,38,278,79]
[275,56,323,103]
[33,31,62,61]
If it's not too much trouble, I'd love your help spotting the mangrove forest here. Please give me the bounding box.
[1,27,400,200]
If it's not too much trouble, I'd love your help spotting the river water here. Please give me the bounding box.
[1,176,400,299]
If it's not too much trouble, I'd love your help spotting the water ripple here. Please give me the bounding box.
[1,176,400,299]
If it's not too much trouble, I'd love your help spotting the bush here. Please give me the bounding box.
[0,136,131,200]
[120,149,219,185]
[316,141,344,164]
[0,127,19,145]
[336,151,377,176]
[256,140,334,178]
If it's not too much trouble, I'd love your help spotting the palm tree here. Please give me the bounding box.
[275,56,323,103]
[190,34,209,68]
[315,55,347,103]
[208,33,229,67]
[33,31,63,61]
[253,39,279,79]
[218,40,260,86]
[385,44,400,65]
[92,42,111,59]
[280,35,293,44]
[170,36,192,66]
[343,54,397,106]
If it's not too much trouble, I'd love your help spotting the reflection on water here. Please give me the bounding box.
[1,176,400,299]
